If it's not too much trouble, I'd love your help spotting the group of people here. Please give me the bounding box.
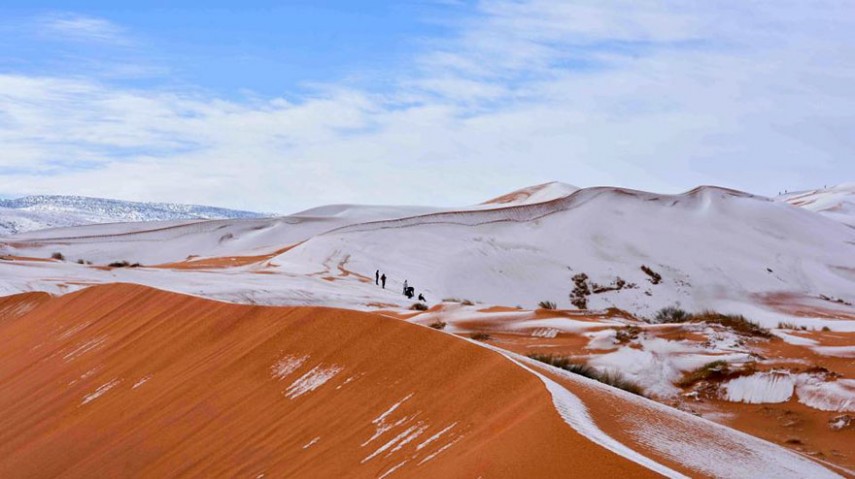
[375,270,426,303]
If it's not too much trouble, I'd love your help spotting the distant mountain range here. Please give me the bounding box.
[0,195,267,236]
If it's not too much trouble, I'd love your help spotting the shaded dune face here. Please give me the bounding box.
[0,284,654,478]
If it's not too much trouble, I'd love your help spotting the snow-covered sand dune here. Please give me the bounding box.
[277,185,855,319]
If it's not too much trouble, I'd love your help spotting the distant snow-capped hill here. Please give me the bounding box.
[0,195,267,236]
[779,183,855,228]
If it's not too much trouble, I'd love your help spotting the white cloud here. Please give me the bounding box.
[1,2,853,212]
[38,13,127,44]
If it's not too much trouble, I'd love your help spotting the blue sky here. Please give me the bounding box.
[1,1,853,212]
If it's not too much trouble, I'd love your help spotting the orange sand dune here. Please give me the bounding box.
[0,284,657,478]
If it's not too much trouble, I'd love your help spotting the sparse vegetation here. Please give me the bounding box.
[822,326,831,332]
[410,303,428,311]
[676,360,756,387]
[777,321,799,330]
[108,261,142,268]
[693,311,772,338]
[615,325,641,343]
[652,306,771,338]
[654,306,690,323]
[591,277,635,294]
[442,298,475,306]
[527,353,644,396]
[538,300,557,310]
[50,252,65,261]
[469,332,491,341]
[641,265,662,284]
[428,320,447,330]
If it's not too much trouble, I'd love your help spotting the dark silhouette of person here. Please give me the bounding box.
[403,279,408,295]
[418,293,426,302]
[375,270,379,285]
[405,287,414,299]
[381,274,386,289]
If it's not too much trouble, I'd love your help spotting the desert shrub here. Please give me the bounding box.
[443,298,474,306]
[570,273,590,309]
[595,370,645,396]
[108,260,130,268]
[822,326,831,332]
[527,353,643,396]
[410,303,428,311]
[693,311,771,338]
[654,306,690,323]
[615,325,641,343]
[470,332,491,341]
[50,252,65,261]
[777,321,798,330]
[76,259,85,265]
[641,265,662,284]
[652,307,770,338]
[538,300,557,310]
[428,320,447,330]
[677,360,732,387]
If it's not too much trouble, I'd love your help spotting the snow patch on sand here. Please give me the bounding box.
[284,364,342,399]
[271,354,309,379]
[416,422,457,451]
[811,345,855,358]
[723,372,795,404]
[81,378,120,405]
[796,377,855,412]
[362,394,413,446]
[63,336,106,361]
[132,376,151,389]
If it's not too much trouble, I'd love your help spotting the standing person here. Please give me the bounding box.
[375,270,379,285]
[403,279,408,295]
[381,274,386,289]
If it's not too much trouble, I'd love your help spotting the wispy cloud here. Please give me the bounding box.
[38,13,128,44]
[1,2,853,211]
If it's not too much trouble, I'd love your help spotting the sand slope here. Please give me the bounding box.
[0,284,659,478]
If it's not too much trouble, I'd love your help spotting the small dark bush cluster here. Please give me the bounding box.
[570,273,590,309]
[614,325,641,343]
[470,332,491,341]
[50,252,65,261]
[444,298,474,306]
[428,320,447,330]
[410,303,428,311]
[641,265,662,284]
[591,277,636,294]
[654,306,691,323]
[527,353,644,396]
[108,260,142,268]
[538,300,557,310]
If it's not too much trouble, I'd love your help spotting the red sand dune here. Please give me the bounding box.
[0,284,658,478]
